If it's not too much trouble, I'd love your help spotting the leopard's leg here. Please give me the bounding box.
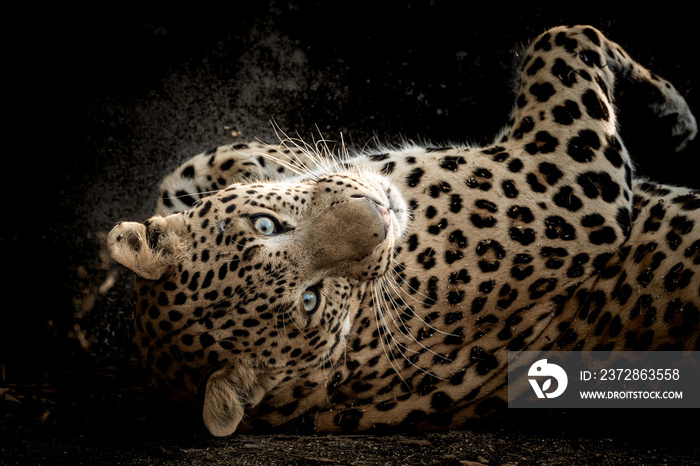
[500,25,696,153]
[491,25,696,266]
[495,26,699,350]
[156,141,324,215]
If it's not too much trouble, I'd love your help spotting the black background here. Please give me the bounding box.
[2,3,699,464]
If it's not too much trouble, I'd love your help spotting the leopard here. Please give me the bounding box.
[107,25,700,437]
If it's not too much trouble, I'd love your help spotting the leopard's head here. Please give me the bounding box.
[108,171,408,435]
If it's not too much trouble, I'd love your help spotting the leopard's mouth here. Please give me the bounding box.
[360,196,391,237]
[361,172,409,235]
[350,171,409,242]
[381,181,409,239]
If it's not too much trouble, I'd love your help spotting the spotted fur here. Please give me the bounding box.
[108,26,699,436]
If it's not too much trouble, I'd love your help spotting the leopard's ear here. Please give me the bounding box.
[202,367,266,437]
[107,214,187,280]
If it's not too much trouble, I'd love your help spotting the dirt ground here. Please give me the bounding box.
[2,362,699,465]
[3,3,700,465]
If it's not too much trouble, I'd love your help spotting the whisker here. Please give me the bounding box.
[372,281,444,382]
[244,139,321,181]
[270,124,331,174]
[381,263,460,338]
[376,280,453,375]
[371,281,410,389]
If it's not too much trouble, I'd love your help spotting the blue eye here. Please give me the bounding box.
[252,215,277,236]
[302,288,320,313]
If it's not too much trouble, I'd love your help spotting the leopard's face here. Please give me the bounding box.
[108,170,409,435]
